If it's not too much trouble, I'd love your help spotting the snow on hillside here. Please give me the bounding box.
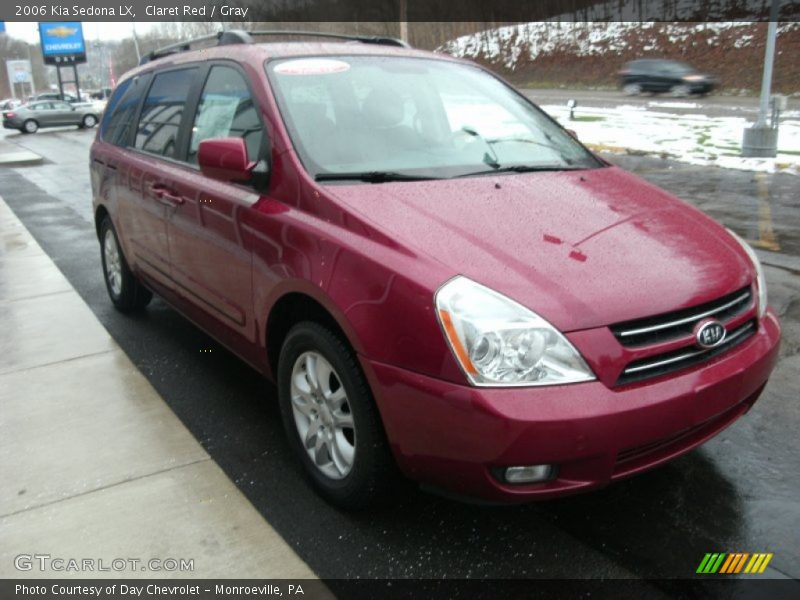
[440,22,800,71]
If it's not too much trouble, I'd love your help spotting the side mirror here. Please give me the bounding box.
[198,137,255,183]
[566,129,579,140]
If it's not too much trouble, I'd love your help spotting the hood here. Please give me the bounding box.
[326,166,753,332]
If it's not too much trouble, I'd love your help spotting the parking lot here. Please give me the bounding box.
[1,115,799,589]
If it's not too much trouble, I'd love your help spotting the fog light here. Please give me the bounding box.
[504,465,554,484]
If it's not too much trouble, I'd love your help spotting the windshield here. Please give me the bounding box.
[266,56,601,181]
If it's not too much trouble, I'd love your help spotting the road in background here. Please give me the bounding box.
[1,127,799,590]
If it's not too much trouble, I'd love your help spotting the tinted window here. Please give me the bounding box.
[188,66,264,164]
[135,68,197,158]
[102,75,151,147]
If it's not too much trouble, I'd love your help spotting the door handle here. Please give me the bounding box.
[150,184,185,206]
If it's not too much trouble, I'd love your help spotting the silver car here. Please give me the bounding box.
[2,100,100,134]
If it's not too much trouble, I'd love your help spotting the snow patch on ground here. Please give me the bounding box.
[541,104,800,175]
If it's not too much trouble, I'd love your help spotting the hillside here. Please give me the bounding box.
[439,22,800,94]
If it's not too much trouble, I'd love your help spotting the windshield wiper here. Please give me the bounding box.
[455,165,584,178]
[315,171,438,183]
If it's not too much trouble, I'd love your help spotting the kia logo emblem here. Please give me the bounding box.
[694,319,727,349]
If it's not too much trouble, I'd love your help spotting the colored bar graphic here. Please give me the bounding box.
[759,553,773,573]
[697,553,713,574]
[697,552,772,575]
[734,553,749,573]
[720,554,736,573]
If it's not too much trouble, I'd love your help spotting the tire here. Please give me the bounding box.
[622,83,641,96]
[277,321,396,509]
[99,216,152,312]
[22,119,38,134]
[82,114,97,128]
[670,84,691,98]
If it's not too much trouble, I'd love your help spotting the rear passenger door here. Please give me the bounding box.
[122,67,199,290]
[31,102,56,125]
[165,63,264,343]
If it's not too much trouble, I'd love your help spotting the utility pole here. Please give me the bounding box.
[742,0,780,157]
[399,0,409,44]
[132,22,142,64]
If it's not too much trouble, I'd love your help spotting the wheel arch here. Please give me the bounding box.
[265,290,360,381]
[94,204,110,241]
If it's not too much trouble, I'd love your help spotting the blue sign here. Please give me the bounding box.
[0,22,6,34]
[38,22,86,65]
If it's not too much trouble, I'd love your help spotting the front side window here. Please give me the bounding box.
[267,56,600,180]
[188,65,264,164]
[135,68,197,158]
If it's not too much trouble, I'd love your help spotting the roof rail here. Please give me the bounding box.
[139,29,409,65]
[245,30,410,48]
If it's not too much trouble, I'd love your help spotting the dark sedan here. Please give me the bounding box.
[618,59,717,97]
[2,100,100,134]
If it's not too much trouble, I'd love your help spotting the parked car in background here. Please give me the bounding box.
[618,59,717,96]
[91,31,778,509]
[3,100,100,133]
[33,91,81,104]
[0,98,22,111]
[90,87,113,100]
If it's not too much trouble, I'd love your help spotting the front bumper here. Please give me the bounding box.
[361,311,780,502]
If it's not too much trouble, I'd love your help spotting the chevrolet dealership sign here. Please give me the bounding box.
[38,22,86,65]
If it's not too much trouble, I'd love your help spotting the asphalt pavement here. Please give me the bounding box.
[1,125,799,592]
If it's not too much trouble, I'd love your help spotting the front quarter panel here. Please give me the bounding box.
[249,179,464,384]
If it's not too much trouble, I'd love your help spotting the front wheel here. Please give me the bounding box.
[99,217,152,312]
[670,84,691,98]
[277,322,397,509]
[82,114,98,128]
[622,83,642,96]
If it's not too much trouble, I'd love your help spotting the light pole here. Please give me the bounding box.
[132,22,142,64]
[742,0,781,157]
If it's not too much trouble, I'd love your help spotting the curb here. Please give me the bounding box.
[0,137,43,166]
[0,150,43,166]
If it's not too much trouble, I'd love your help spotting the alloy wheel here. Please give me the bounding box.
[290,351,356,479]
[103,228,123,296]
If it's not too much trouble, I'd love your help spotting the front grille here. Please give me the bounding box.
[610,285,757,386]
[616,320,757,386]
[611,286,752,347]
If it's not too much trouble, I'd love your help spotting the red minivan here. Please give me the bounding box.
[90,31,780,509]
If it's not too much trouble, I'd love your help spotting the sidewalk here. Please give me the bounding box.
[0,197,319,580]
[0,135,42,166]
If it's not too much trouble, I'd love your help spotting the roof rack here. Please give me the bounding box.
[139,29,410,65]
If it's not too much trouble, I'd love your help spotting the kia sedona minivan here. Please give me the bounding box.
[91,31,780,509]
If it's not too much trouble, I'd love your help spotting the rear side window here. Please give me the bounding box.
[101,75,151,147]
[188,65,264,164]
[134,68,197,158]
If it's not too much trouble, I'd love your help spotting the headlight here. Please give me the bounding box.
[727,229,767,318]
[435,276,595,387]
